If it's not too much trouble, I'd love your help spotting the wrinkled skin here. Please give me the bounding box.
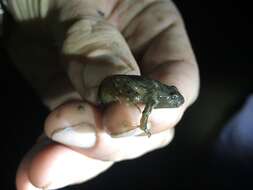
[4,0,199,189]
[99,75,185,136]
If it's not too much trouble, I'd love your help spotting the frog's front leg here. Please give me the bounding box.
[139,101,156,137]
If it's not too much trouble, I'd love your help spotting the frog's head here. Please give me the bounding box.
[156,86,185,108]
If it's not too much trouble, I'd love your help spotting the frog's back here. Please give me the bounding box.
[114,75,158,90]
[113,75,150,101]
[99,75,157,104]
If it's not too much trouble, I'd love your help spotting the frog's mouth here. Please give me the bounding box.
[175,94,185,107]
[169,92,185,107]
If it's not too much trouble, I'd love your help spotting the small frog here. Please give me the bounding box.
[98,75,184,137]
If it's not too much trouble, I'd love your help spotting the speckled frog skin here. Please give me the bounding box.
[98,75,184,137]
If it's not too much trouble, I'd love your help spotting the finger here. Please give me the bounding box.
[16,144,45,190]
[82,127,175,161]
[7,0,141,107]
[61,7,140,104]
[16,136,113,190]
[45,101,175,161]
[45,101,98,149]
[16,136,51,190]
[103,101,185,135]
[122,0,200,107]
[107,0,157,31]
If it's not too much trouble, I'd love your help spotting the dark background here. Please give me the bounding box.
[1,1,252,189]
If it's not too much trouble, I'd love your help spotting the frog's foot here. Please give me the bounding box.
[139,116,152,137]
[139,103,154,137]
[142,126,151,137]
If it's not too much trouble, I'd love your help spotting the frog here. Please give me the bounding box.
[98,75,185,137]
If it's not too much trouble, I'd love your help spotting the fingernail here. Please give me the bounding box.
[51,122,96,148]
[109,127,143,138]
[109,122,152,138]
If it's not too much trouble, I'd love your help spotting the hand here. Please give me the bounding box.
[7,0,199,189]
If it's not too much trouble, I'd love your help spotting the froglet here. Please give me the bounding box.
[98,75,184,137]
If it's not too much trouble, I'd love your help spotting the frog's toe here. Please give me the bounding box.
[139,125,152,137]
[145,129,152,137]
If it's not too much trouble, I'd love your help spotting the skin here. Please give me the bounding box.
[5,0,199,189]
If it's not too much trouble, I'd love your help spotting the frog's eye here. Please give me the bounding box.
[169,86,178,91]
[170,94,178,100]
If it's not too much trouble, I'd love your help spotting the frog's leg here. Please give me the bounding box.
[139,102,155,137]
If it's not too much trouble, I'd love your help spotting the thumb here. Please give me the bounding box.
[62,16,140,104]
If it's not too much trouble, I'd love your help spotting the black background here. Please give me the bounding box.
[1,1,252,189]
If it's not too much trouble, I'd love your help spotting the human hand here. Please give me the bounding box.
[7,0,199,189]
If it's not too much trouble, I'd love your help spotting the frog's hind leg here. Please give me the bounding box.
[139,103,154,137]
